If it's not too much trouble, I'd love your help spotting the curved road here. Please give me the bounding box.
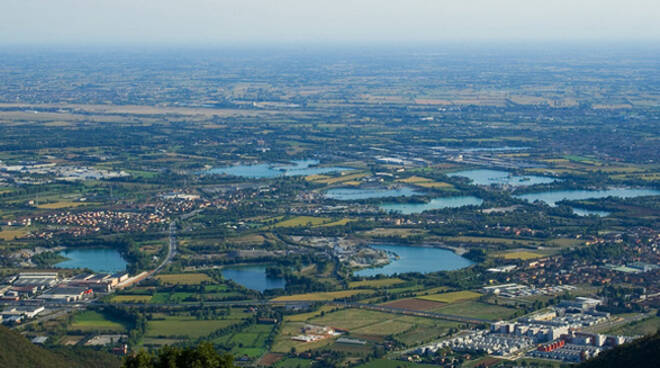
[150,221,177,278]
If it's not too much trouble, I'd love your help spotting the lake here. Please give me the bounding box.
[206,159,351,178]
[354,244,473,277]
[325,186,420,201]
[515,187,660,206]
[55,248,127,273]
[380,196,483,214]
[448,169,556,186]
[220,265,286,292]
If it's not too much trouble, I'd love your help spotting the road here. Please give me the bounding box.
[150,221,177,278]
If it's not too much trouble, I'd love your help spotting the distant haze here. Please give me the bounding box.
[1,0,659,46]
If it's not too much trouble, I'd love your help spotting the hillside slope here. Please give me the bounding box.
[578,331,660,368]
[0,325,119,368]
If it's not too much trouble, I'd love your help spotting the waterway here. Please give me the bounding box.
[380,196,483,214]
[220,265,286,292]
[354,244,473,277]
[55,248,127,273]
[448,169,556,187]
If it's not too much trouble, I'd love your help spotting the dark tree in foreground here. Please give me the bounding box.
[122,342,234,368]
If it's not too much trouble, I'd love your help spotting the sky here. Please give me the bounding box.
[1,0,659,46]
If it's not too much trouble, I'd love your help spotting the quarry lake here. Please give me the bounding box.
[325,187,420,200]
[380,196,483,214]
[220,265,286,292]
[55,248,127,273]
[354,244,473,277]
[448,169,556,186]
[206,159,351,178]
[515,188,660,206]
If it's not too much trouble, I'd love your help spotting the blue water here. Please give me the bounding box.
[448,169,556,186]
[325,187,420,201]
[220,266,286,292]
[206,159,351,178]
[55,248,127,273]
[380,196,484,214]
[572,208,611,217]
[354,244,473,277]
[515,188,660,207]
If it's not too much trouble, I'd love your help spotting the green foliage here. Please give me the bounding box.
[0,325,119,368]
[577,331,660,368]
[122,342,234,368]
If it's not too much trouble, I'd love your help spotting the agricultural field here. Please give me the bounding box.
[36,201,88,209]
[349,278,404,288]
[305,172,367,185]
[68,310,127,333]
[110,294,152,303]
[145,316,242,339]
[307,309,396,331]
[392,317,461,346]
[418,290,482,303]
[381,298,445,311]
[213,323,275,358]
[284,306,337,322]
[271,290,374,301]
[272,216,332,228]
[0,228,28,240]
[496,250,545,260]
[606,316,660,337]
[155,273,213,285]
[397,176,454,189]
[432,301,520,321]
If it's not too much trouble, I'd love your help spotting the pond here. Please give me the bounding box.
[220,265,286,292]
[448,169,556,187]
[515,187,660,206]
[325,186,420,201]
[55,248,127,273]
[206,159,351,178]
[380,196,483,214]
[354,244,473,277]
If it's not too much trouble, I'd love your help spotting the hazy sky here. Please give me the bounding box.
[2,0,659,45]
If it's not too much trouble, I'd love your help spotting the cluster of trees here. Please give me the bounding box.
[123,342,234,368]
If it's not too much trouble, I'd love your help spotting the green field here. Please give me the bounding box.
[433,301,519,321]
[155,273,213,285]
[273,216,332,228]
[349,278,404,288]
[213,324,274,358]
[606,316,660,337]
[308,309,395,331]
[146,317,241,338]
[69,310,127,332]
